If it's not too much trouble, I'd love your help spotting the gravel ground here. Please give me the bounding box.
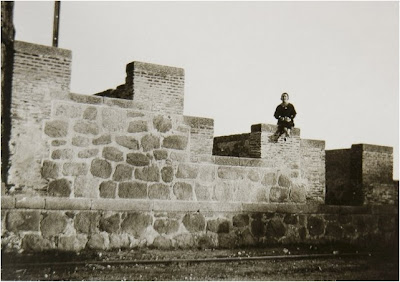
[2,244,398,281]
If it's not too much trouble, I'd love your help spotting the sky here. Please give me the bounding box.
[13,1,399,179]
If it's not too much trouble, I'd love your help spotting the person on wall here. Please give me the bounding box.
[271,92,297,142]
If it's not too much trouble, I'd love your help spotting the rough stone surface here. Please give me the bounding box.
[283,214,298,225]
[207,219,230,233]
[119,182,147,199]
[239,229,257,246]
[75,212,100,234]
[195,183,212,201]
[7,211,40,232]
[269,187,289,202]
[233,214,249,228]
[22,234,53,252]
[74,176,99,198]
[153,236,173,249]
[174,234,195,249]
[103,147,124,162]
[78,148,99,158]
[153,149,168,160]
[325,222,343,238]
[173,182,193,200]
[182,213,205,233]
[93,134,112,145]
[44,120,68,138]
[266,218,286,239]
[63,162,88,176]
[251,217,264,237]
[48,178,71,197]
[141,135,160,152]
[102,108,126,132]
[197,234,216,249]
[121,213,153,238]
[58,234,88,252]
[115,136,139,150]
[109,233,130,249]
[176,164,198,179]
[162,135,188,150]
[148,183,170,200]
[278,174,292,188]
[55,104,82,118]
[52,149,73,160]
[41,160,60,179]
[153,219,179,235]
[40,213,68,238]
[83,106,97,120]
[87,233,109,250]
[290,184,306,203]
[128,120,148,133]
[161,166,174,183]
[113,164,133,181]
[126,153,150,166]
[307,216,325,236]
[74,120,99,135]
[51,140,67,146]
[153,115,172,133]
[72,136,90,147]
[199,166,215,182]
[91,159,112,179]
[213,183,234,202]
[99,181,117,198]
[99,214,121,233]
[135,165,160,182]
[218,233,237,249]
[247,170,260,182]
[262,172,276,186]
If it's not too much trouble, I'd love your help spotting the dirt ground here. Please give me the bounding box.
[2,244,398,281]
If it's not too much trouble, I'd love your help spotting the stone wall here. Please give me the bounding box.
[2,196,397,252]
[326,144,396,206]
[213,133,252,157]
[7,41,72,192]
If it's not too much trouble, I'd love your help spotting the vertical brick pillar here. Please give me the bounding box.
[7,41,72,192]
[125,61,184,115]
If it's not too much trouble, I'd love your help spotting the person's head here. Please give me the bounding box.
[281,92,289,103]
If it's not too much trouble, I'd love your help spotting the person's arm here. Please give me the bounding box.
[274,106,281,120]
[290,104,297,119]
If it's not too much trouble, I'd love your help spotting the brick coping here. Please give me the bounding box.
[1,196,397,214]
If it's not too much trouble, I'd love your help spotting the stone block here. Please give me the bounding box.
[174,233,195,249]
[152,201,200,212]
[290,184,306,203]
[72,136,90,147]
[239,228,257,246]
[278,174,292,188]
[58,234,88,252]
[162,135,188,150]
[135,165,160,182]
[99,181,117,198]
[153,115,172,133]
[153,219,179,235]
[128,120,148,133]
[52,140,67,146]
[194,183,213,201]
[48,178,72,197]
[91,159,112,178]
[161,166,174,183]
[7,211,40,232]
[154,149,168,160]
[93,134,112,145]
[119,182,147,199]
[241,203,278,213]
[109,233,130,249]
[87,233,110,250]
[199,165,215,182]
[325,222,343,238]
[214,156,240,166]
[307,216,325,236]
[213,182,234,202]
[15,196,45,209]
[283,214,298,225]
[153,236,173,249]
[218,233,237,249]
[141,134,161,152]
[102,108,127,132]
[1,196,15,209]
[75,211,100,234]
[269,187,289,202]
[251,217,264,237]
[182,213,205,232]
[173,182,193,200]
[262,172,277,186]
[121,212,153,238]
[99,213,121,233]
[126,153,150,166]
[127,111,145,118]
[197,234,217,249]
[113,164,133,182]
[41,212,68,238]
[176,164,199,179]
[207,218,230,233]
[78,148,99,158]
[91,199,151,211]
[44,120,68,138]
[170,151,189,162]
[63,162,88,176]
[74,120,99,135]
[148,183,170,200]
[247,169,260,182]
[74,176,99,198]
[22,234,54,252]
[266,218,286,239]
[41,160,60,179]
[102,147,124,162]
[45,197,91,210]
[51,149,73,160]
[55,103,82,118]
[116,136,139,150]
[83,106,97,120]
[233,214,249,228]
[69,93,102,104]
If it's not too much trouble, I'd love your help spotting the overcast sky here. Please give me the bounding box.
[13,1,399,178]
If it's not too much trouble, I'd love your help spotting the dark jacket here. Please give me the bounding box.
[274,103,296,128]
